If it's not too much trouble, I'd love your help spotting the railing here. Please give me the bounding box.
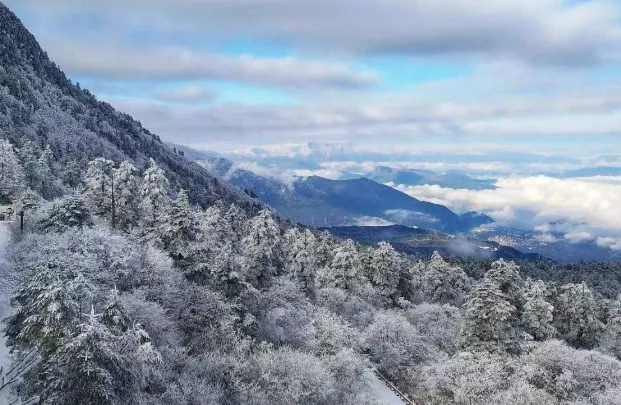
[371,366,420,405]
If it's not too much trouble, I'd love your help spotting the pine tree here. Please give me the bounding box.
[325,239,364,290]
[315,230,335,269]
[40,195,93,232]
[485,259,525,310]
[113,161,140,230]
[521,280,556,341]
[162,189,193,257]
[14,188,40,214]
[422,251,470,305]
[40,306,135,405]
[284,228,318,294]
[241,209,281,288]
[140,158,169,229]
[599,295,621,359]
[460,278,519,354]
[369,241,401,297]
[18,139,40,191]
[555,282,603,349]
[7,269,93,355]
[84,157,114,218]
[0,138,25,199]
[224,203,247,245]
[102,288,131,336]
[38,144,54,198]
[61,159,83,189]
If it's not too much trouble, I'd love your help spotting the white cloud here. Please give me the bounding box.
[390,175,621,245]
[12,0,621,66]
[155,86,218,103]
[350,216,395,227]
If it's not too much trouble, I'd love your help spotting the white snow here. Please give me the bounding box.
[0,222,13,405]
[366,369,406,405]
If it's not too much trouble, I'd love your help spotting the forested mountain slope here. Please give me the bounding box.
[197,154,493,232]
[0,3,260,211]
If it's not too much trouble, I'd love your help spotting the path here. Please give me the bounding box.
[0,222,13,405]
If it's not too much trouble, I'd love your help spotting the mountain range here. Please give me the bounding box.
[189,152,494,233]
[0,4,260,212]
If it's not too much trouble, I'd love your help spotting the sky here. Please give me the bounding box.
[6,0,621,250]
[5,0,621,155]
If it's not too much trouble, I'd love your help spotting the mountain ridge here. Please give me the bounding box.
[0,2,260,211]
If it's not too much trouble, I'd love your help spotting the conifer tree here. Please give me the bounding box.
[18,139,40,190]
[38,144,54,198]
[555,282,603,349]
[369,241,401,297]
[84,157,114,218]
[485,259,525,310]
[113,161,140,230]
[599,295,621,359]
[422,252,470,305]
[162,189,193,257]
[0,138,24,199]
[241,209,282,287]
[40,306,135,405]
[140,158,169,228]
[461,278,519,354]
[521,280,556,341]
[326,239,364,290]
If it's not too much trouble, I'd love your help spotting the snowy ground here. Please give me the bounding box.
[366,369,407,405]
[0,222,13,405]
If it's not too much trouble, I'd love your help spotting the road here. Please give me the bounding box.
[367,369,409,405]
[0,222,13,405]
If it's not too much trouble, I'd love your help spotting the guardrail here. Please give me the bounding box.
[371,367,420,405]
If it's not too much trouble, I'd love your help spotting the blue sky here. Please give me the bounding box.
[5,0,621,155]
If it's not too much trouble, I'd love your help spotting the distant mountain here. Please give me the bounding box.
[0,3,260,211]
[192,153,493,232]
[324,225,549,262]
[365,166,496,190]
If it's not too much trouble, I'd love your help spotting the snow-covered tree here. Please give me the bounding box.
[324,239,364,291]
[84,157,114,218]
[369,241,400,298]
[14,188,40,214]
[40,195,93,232]
[18,139,40,190]
[162,189,193,258]
[113,161,139,230]
[521,280,556,341]
[600,295,621,359]
[364,311,437,383]
[461,277,519,354]
[283,228,318,294]
[422,252,470,305]
[485,259,525,311]
[241,209,281,287]
[140,158,169,226]
[40,307,136,405]
[102,288,131,336]
[61,159,83,189]
[38,144,54,197]
[7,268,93,355]
[223,203,247,244]
[555,282,603,349]
[315,230,335,269]
[0,138,24,198]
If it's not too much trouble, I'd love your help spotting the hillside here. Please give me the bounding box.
[0,3,260,211]
[193,154,493,232]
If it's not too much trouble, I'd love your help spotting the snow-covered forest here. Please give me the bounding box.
[1,139,621,405]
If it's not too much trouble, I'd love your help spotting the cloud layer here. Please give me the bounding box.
[390,176,621,249]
